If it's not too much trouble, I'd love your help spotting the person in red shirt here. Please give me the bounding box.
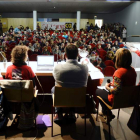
[96,48,137,122]
[5,45,39,130]
[6,45,35,82]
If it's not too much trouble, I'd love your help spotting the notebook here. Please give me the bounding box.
[37,55,54,71]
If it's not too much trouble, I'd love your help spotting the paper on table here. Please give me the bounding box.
[97,86,109,92]
[89,71,104,80]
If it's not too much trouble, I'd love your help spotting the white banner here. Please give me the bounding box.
[41,22,73,30]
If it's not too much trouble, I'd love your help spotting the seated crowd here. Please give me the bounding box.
[0,23,126,74]
[0,23,138,133]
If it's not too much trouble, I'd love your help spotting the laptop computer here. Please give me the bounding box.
[37,55,54,71]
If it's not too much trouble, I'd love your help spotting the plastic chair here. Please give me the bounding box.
[89,43,96,48]
[98,50,107,61]
[96,85,140,140]
[52,87,87,137]
[29,54,38,61]
[103,66,116,76]
[98,50,107,57]
[119,44,124,48]
[54,54,60,62]
[28,50,33,57]
[104,60,115,67]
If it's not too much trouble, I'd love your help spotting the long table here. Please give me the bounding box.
[0,61,104,106]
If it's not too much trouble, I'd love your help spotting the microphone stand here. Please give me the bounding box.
[57,50,59,64]
[0,51,7,61]
[0,51,7,69]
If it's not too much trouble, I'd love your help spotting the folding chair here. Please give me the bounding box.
[96,85,140,140]
[103,66,116,76]
[52,87,87,137]
[0,80,38,127]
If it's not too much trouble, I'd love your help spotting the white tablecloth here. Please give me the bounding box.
[0,61,104,80]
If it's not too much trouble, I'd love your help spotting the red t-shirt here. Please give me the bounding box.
[5,65,35,80]
[108,67,137,104]
[135,50,140,57]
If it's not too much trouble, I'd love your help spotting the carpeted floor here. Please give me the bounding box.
[0,108,140,140]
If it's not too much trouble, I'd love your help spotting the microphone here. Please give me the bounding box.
[107,79,111,84]
[0,51,7,69]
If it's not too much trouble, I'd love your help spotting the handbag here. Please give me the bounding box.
[127,103,140,136]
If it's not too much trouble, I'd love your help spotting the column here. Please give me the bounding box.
[77,11,81,31]
[33,10,37,30]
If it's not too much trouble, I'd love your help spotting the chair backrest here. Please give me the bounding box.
[29,54,37,61]
[103,66,116,76]
[98,50,107,56]
[112,86,140,109]
[54,54,60,62]
[0,80,34,102]
[119,44,124,48]
[53,87,86,107]
[104,60,114,67]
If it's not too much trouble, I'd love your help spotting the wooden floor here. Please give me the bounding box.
[0,107,140,140]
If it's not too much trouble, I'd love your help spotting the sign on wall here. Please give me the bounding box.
[41,22,73,30]
[65,23,72,29]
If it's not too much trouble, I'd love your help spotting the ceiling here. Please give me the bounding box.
[0,0,134,14]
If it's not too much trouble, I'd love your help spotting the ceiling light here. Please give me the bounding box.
[54,7,55,8]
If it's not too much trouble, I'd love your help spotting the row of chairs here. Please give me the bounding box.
[0,80,87,137]
[1,80,140,139]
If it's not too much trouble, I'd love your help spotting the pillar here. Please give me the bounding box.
[77,11,81,31]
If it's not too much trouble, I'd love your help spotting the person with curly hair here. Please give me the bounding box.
[5,45,39,130]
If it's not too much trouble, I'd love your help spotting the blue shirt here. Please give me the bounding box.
[14,28,20,33]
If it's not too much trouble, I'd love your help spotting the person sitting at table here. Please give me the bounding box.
[96,48,137,122]
[52,44,89,122]
[93,58,106,70]
[5,45,39,130]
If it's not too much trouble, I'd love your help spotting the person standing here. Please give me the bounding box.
[73,23,76,31]
[122,27,127,42]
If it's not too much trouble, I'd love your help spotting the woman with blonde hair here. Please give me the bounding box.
[106,51,115,60]
[96,48,137,122]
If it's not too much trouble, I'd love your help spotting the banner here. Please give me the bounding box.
[65,23,72,29]
[41,22,73,30]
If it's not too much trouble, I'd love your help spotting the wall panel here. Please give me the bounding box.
[7,18,33,30]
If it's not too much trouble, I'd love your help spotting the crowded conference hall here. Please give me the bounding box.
[0,0,140,140]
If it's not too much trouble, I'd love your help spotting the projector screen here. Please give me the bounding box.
[95,19,103,28]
